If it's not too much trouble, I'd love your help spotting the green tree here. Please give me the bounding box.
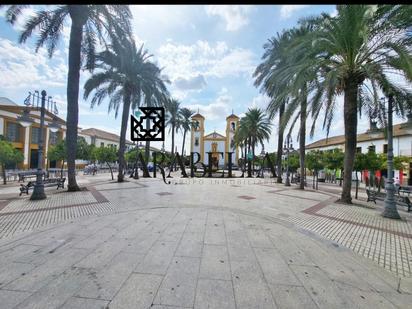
[179,108,195,156]
[297,5,412,203]
[93,146,117,180]
[323,148,344,182]
[306,150,325,189]
[84,36,169,182]
[6,5,132,191]
[165,98,182,170]
[254,31,290,183]
[47,139,66,176]
[0,139,24,184]
[242,108,272,164]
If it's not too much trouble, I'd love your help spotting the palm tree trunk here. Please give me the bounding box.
[181,130,187,156]
[171,123,175,171]
[117,90,131,182]
[341,80,359,204]
[276,102,285,183]
[299,94,307,190]
[66,12,85,192]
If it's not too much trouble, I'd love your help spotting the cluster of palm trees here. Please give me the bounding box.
[3,4,196,185]
[254,5,412,203]
[234,108,272,166]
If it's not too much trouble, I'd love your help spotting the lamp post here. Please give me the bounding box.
[381,96,401,219]
[283,134,293,187]
[17,90,60,200]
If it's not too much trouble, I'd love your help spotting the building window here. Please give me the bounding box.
[231,122,235,131]
[6,122,20,142]
[383,144,388,153]
[31,127,40,144]
[195,137,199,146]
[100,142,104,147]
[49,131,58,145]
[356,147,362,153]
[368,145,376,153]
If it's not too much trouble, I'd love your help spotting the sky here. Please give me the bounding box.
[0,5,408,154]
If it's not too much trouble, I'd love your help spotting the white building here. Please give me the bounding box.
[190,112,239,168]
[305,119,412,185]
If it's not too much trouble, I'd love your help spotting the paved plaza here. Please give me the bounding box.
[0,174,412,308]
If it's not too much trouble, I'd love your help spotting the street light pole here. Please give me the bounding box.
[30,90,47,200]
[382,95,401,219]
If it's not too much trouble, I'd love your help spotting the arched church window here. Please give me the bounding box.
[231,122,235,131]
[195,137,199,146]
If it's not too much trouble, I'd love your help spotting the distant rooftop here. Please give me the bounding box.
[306,123,412,150]
[0,97,18,106]
[80,128,133,144]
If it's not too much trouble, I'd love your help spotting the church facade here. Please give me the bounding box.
[190,112,240,168]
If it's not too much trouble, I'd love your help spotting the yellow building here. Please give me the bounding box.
[0,97,66,170]
[190,112,239,168]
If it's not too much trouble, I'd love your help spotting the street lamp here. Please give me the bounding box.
[380,96,401,219]
[17,90,60,201]
[283,134,293,186]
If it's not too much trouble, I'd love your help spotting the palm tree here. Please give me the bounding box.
[257,24,320,190]
[254,31,292,183]
[243,108,272,168]
[233,119,248,171]
[296,5,412,203]
[84,35,169,182]
[179,107,195,156]
[165,98,182,170]
[5,5,132,191]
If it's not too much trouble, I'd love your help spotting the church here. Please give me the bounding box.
[190,112,240,169]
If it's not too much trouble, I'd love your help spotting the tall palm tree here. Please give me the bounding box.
[242,108,272,164]
[5,5,132,191]
[165,98,182,170]
[258,24,320,190]
[234,118,248,171]
[179,107,195,156]
[84,36,169,182]
[297,5,412,203]
[254,31,292,183]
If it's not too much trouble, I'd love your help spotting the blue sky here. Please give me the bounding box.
[2,5,403,153]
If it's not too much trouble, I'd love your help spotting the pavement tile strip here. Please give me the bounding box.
[0,188,112,240]
[285,197,412,278]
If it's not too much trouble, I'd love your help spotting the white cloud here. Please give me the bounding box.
[183,88,232,121]
[250,94,270,111]
[279,5,309,19]
[205,5,254,31]
[174,74,207,91]
[0,39,67,90]
[157,40,255,81]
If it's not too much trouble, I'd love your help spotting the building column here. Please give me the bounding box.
[23,126,30,169]
[44,128,50,169]
[0,118,4,135]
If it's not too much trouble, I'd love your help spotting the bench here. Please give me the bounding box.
[19,178,66,196]
[18,171,46,182]
[366,189,411,212]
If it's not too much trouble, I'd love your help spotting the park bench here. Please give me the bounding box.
[19,178,66,196]
[18,171,46,182]
[366,188,411,212]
